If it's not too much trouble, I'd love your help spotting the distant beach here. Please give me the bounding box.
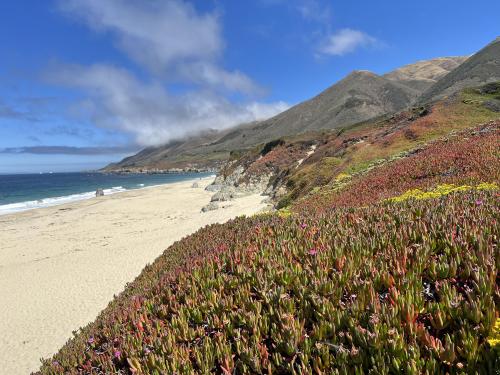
[0,172,212,215]
[0,176,267,374]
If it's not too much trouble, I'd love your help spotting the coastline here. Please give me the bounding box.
[0,172,214,216]
[0,176,267,374]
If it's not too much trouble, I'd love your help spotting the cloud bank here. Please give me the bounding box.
[51,0,288,147]
[0,145,138,155]
[319,28,379,56]
[46,63,288,147]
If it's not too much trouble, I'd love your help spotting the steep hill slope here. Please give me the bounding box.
[384,56,467,91]
[105,71,421,172]
[210,83,500,207]
[419,37,500,102]
[227,71,420,144]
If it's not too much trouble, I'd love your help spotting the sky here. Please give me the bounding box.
[0,0,498,173]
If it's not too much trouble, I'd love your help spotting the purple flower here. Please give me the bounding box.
[300,223,307,229]
[308,248,318,256]
[475,199,483,206]
[114,350,122,359]
[87,337,94,344]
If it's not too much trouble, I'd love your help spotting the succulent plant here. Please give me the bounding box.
[36,122,499,374]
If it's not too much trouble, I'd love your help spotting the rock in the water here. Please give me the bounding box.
[201,202,218,212]
[191,182,200,188]
[95,188,104,197]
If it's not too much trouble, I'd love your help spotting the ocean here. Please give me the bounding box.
[0,172,212,215]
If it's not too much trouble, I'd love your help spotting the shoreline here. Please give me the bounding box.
[0,176,267,374]
[0,173,215,216]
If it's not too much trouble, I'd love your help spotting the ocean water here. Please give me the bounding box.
[0,172,213,215]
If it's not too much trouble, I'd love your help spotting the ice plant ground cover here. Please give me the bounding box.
[36,125,499,374]
[294,122,499,215]
[268,86,500,207]
[38,190,499,374]
[36,94,499,373]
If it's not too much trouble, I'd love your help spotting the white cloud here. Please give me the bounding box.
[295,0,332,23]
[47,1,290,147]
[58,0,260,94]
[46,64,288,147]
[176,62,265,95]
[319,28,378,56]
[259,0,331,23]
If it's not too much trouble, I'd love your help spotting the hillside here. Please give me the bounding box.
[37,84,499,374]
[104,38,500,174]
[210,83,500,207]
[103,129,230,172]
[104,62,448,173]
[384,56,468,91]
[419,37,500,103]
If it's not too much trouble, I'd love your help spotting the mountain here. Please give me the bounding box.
[103,129,228,171]
[104,37,500,173]
[104,71,425,172]
[418,37,500,103]
[225,71,421,145]
[384,56,468,91]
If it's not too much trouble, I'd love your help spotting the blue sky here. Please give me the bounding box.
[0,0,498,173]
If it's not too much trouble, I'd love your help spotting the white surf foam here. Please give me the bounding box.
[0,186,128,216]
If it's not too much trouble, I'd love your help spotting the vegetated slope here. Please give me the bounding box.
[419,37,500,103]
[37,193,500,373]
[294,121,499,215]
[37,114,499,373]
[220,71,420,146]
[384,56,468,92]
[102,128,235,172]
[213,83,500,207]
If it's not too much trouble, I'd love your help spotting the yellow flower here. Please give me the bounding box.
[277,208,293,218]
[386,182,498,203]
[335,173,351,182]
[487,318,500,347]
[476,182,498,191]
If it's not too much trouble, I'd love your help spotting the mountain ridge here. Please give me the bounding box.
[419,38,500,103]
[104,38,499,173]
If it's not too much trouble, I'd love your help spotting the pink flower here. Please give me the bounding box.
[114,350,121,359]
[300,223,307,229]
[308,248,318,256]
[475,199,483,206]
[87,337,94,344]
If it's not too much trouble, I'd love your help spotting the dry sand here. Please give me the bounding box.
[0,177,267,374]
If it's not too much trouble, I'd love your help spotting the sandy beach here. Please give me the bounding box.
[0,177,267,374]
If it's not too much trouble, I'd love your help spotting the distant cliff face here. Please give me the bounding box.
[104,38,499,173]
